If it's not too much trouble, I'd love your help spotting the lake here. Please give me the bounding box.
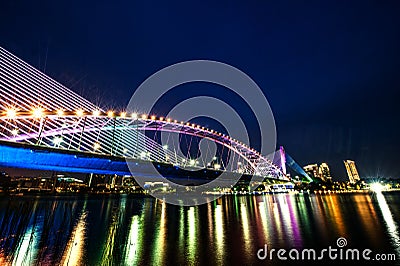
[0,192,399,265]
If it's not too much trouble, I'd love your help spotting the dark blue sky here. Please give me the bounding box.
[1,0,399,179]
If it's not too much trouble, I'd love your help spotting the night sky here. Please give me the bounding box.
[1,1,399,180]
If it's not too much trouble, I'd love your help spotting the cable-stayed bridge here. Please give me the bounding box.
[0,46,289,184]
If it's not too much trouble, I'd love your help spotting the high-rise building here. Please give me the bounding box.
[318,163,332,182]
[303,164,320,180]
[280,146,287,176]
[344,160,360,183]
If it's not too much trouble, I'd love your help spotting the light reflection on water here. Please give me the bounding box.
[187,206,198,264]
[151,200,166,266]
[12,201,40,266]
[124,214,141,265]
[374,191,400,258]
[61,210,86,266]
[213,203,224,265]
[0,192,398,265]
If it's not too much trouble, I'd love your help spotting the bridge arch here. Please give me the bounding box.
[0,114,286,180]
[0,46,287,181]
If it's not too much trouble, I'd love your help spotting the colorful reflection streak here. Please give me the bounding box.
[0,192,398,265]
[353,194,383,246]
[151,200,167,265]
[213,203,225,265]
[124,214,143,265]
[61,210,87,266]
[12,201,41,266]
[373,191,400,258]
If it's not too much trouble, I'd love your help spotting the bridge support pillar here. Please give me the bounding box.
[51,171,57,193]
[110,174,116,189]
[88,173,93,188]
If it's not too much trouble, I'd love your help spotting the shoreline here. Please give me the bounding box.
[2,188,399,198]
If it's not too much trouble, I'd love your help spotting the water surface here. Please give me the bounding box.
[0,192,399,265]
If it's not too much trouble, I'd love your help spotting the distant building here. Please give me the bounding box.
[303,163,332,182]
[319,163,332,182]
[303,164,320,180]
[344,160,360,183]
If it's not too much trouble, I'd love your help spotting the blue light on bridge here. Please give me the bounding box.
[0,142,132,175]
